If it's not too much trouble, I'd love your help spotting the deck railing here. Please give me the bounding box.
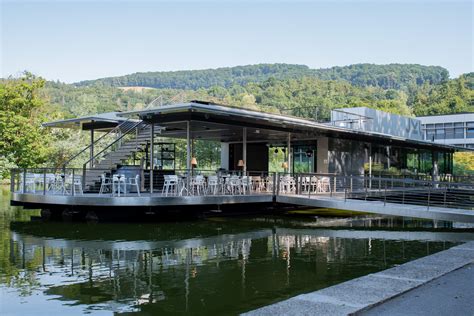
[10,168,474,210]
[10,168,276,197]
[277,172,474,211]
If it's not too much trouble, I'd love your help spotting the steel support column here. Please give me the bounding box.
[243,127,247,172]
[150,123,154,194]
[186,121,191,170]
[369,143,372,189]
[432,151,439,183]
[386,146,391,169]
[287,133,291,173]
[90,127,94,168]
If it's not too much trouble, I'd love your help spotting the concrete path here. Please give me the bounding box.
[361,263,474,316]
[242,241,474,316]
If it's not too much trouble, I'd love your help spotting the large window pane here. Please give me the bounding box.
[445,128,454,139]
[426,130,435,140]
[435,129,445,140]
[467,128,474,138]
[454,128,464,139]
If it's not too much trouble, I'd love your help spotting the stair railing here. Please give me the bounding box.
[81,120,148,188]
[83,120,146,169]
[145,93,188,109]
[62,117,136,172]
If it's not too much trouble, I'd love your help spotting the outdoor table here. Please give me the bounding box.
[177,175,189,196]
[59,174,67,195]
[219,175,231,194]
[112,174,126,197]
[44,174,56,192]
[252,176,264,192]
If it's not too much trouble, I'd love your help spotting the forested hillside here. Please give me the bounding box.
[75,64,313,90]
[1,64,473,178]
[46,78,413,120]
[45,69,473,121]
[75,63,449,92]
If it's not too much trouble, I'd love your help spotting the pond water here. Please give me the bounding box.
[1,188,473,315]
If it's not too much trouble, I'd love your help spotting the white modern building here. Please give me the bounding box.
[417,113,474,149]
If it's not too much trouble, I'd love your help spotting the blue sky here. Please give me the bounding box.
[1,0,472,83]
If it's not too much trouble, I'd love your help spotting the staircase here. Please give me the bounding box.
[95,124,152,169]
[83,122,161,190]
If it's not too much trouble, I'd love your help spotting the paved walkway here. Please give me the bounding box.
[243,241,474,316]
[361,263,474,316]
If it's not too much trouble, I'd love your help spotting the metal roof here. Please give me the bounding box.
[43,112,130,130]
[417,112,474,118]
[120,101,467,152]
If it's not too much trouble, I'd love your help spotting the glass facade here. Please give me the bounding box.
[372,146,452,175]
[293,145,316,173]
[467,122,474,138]
[423,121,474,141]
[328,139,453,176]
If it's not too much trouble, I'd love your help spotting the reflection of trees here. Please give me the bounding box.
[3,228,456,315]
[0,188,462,315]
[0,188,41,293]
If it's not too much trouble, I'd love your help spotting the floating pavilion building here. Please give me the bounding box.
[10,101,474,222]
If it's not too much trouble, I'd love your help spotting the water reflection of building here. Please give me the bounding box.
[5,220,473,315]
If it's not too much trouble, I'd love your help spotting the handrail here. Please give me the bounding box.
[278,172,474,187]
[62,117,135,170]
[146,95,164,109]
[9,168,474,210]
[146,92,188,109]
[280,172,474,210]
[82,120,146,169]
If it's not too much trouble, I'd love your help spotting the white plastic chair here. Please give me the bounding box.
[219,175,229,194]
[252,176,265,192]
[265,176,273,193]
[191,175,205,195]
[228,176,242,195]
[20,173,36,193]
[280,176,295,194]
[299,176,310,193]
[241,176,252,194]
[99,174,112,194]
[45,173,56,192]
[162,175,178,196]
[127,174,141,196]
[318,177,331,193]
[72,176,83,195]
[207,175,219,195]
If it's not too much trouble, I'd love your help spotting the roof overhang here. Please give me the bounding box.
[118,101,467,152]
[43,112,130,131]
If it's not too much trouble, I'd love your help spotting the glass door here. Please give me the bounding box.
[293,145,316,173]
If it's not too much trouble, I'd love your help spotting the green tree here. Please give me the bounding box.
[0,73,52,178]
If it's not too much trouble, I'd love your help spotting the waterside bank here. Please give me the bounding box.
[244,241,474,315]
